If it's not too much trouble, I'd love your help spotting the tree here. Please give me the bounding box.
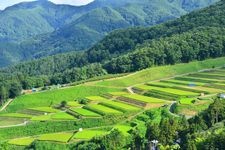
[0,86,8,105]
[8,81,22,98]
[207,98,225,126]
[145,123,160,142]
[60,101,67,108]
[130,129,144,150]
[101,129,126,150]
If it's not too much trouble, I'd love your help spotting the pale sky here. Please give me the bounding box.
[0,0,94,10]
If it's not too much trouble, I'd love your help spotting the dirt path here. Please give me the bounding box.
[127,87,135,94]
[0,121,28,129]
[0,99,13,112]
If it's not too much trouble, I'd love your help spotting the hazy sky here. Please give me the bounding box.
[0,0,94,10]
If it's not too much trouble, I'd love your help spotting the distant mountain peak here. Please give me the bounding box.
[5,0,55,10]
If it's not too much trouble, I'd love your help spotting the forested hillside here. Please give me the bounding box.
[0,0,225,105]
[0,0,218,67]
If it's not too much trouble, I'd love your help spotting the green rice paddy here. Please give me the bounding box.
[8,137,35,146]
[73,130,107,140]
[38,132,74,143]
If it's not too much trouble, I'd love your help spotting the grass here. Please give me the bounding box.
[29,107,59,113]
[38,132,74,143]
[5,85,122,113]
[0,113,32,118]
[73,130,107,140]
[122,94,167,104]
[100,101,141,112]
[8,137,35,146]
[93,57,225,87]
[51,112,76,120]
[85,104,123,115]
[70,108,101,117]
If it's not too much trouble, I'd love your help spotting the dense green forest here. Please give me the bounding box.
[0,0,225,106]
[0,0,218,67]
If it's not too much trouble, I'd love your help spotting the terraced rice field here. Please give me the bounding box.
[31,114,52,121]
[31,112,75,121]
[73,130,107,140]
[0,113,32,119]
[107,92,129,96]
[85,104,123,115]
[70,108,101,117]
[28,107,59,113]
[122,94,166,104]
[135,85,199,96]
[188,73,225,79]
[147,82,176,88]
[2,60,225,147]
[0,118,25,126]
[175,76,222,84]
[38,132,74,143]
[100,100,141,112]
[185,86,224,93]
[86,96,108,102]
[51,112,75,120]
[179,98,196,105]
[67,101,81,107]
[8,137,35,146]
[161,79,205,86]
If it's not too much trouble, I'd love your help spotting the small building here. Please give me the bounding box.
[219,93,225,99]
[32,88,37,93]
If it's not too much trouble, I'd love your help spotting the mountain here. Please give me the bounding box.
[0,0,219,67]
[2,0,225,81]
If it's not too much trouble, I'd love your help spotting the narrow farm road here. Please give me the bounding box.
[0,99,13,112]
[127,87,135,94]
[0,121,28,128]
